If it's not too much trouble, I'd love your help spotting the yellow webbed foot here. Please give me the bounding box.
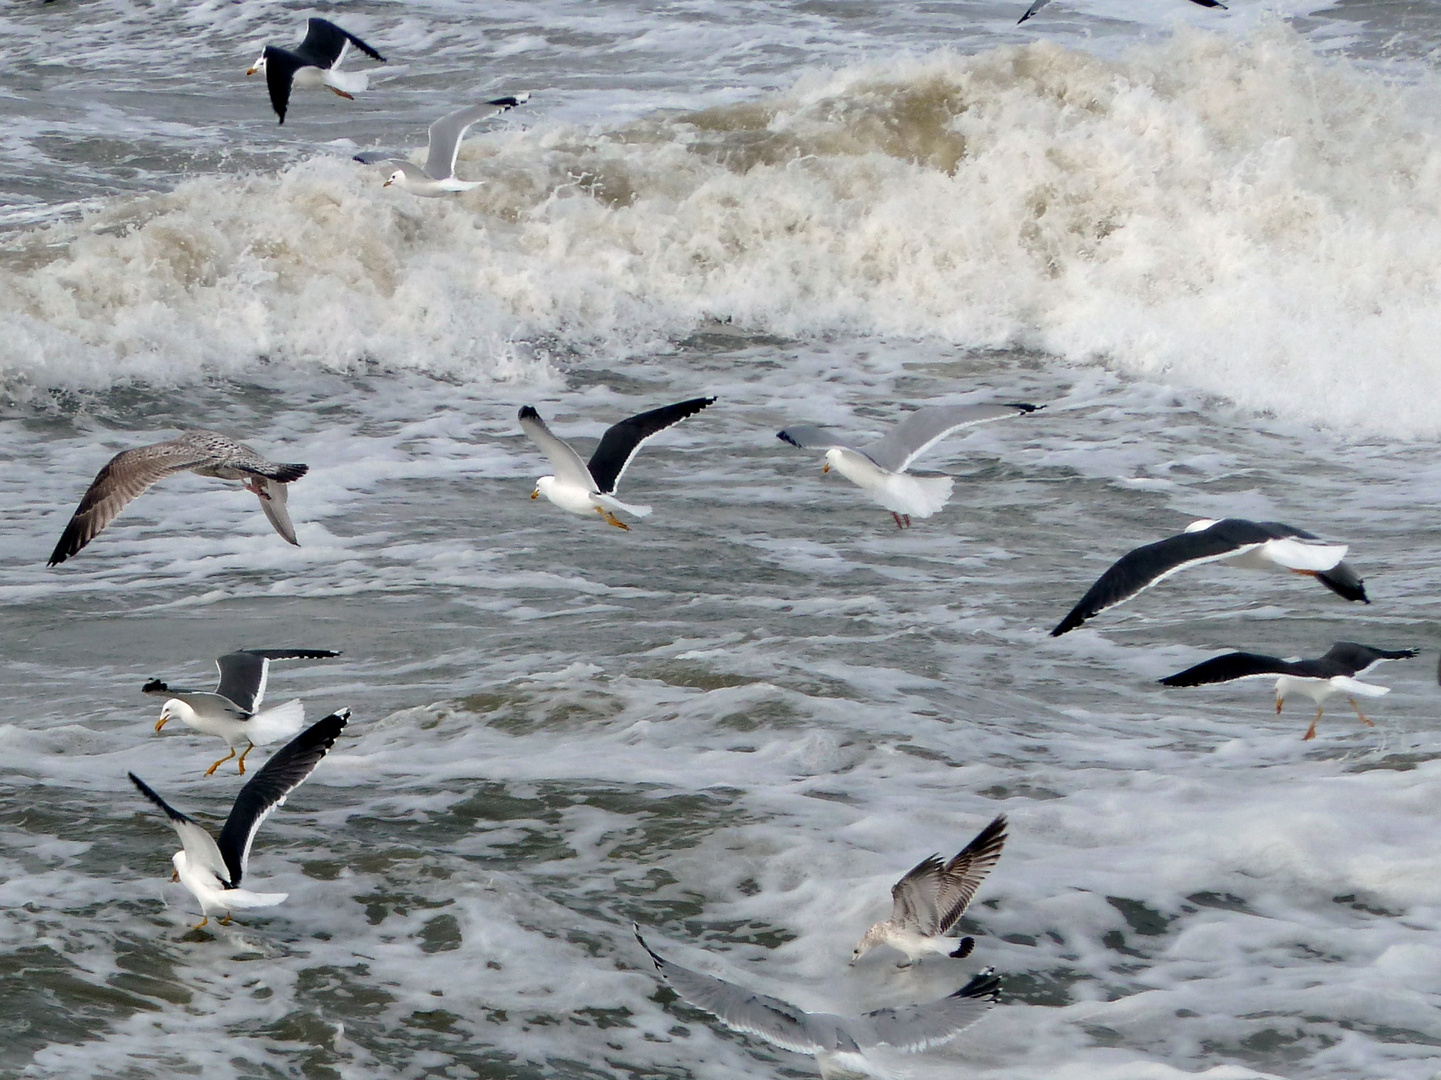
[205,748,237,777]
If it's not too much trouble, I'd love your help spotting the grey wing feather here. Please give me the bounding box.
[353,149,400,165]
[930,814,1008,933]
[48,438,217,565]
[1018,0,1051,22]
[860,403,1039,473]
[635,928,829,1054]
[255,478,299,545]
[854,969,1001,1050]
[214,651,271,713]
[180,430,308,483]
[424,101,514,180]
[518,407,598,492]
[129,773,232,887]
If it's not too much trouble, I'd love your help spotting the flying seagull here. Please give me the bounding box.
[145,648,342,775]
[1160,642,1416,740]
[129,708,349,929]
[777,402,1041,528]
[519,397,716,529]
[247,18,385,124]
[355,95,530,196]
[1019,0,1225,24]
[48,430,308,566]
[635,926,1000,1079]
[1051,518,1367,637]
[851,814,1007,966]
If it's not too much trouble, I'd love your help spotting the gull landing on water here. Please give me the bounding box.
[247,18,385,124]
[1161,642,1416,740]
[357,95,531,197]
[129,709,349,930]
[635,926,1000,1080]
[48,430,308,566]
[1051,518,1368,637]
[519,398,715,529]
[145,648,342,775]
[852,814,1007,967]
[777,402,1042,528]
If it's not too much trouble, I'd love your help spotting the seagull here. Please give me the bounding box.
[777,402,1041,528]
[1160,642,1417,740]
[851,815,1007,967]
[247,18,385,124]
[355,95,530,196]
[519,397,716,530]
[48,430,308,566]
[1018,0,1225,24]
[129,708,349,929]
[635,926,1000,1080]
[1051,518,1368,637]
[144,648,342,776]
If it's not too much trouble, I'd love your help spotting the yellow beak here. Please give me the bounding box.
[171,869,180,882]
[246,67,258,76]
[383,177,394,187]
[822,462,830,473]
[530,489,539,499]
[1275,700,1284,714]
[154,714,168,733]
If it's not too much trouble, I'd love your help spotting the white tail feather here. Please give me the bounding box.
[1261,537,1348,572]
[243,699,306,745]
[1331,677,1389,698]
[595,493,652,518]
[219,889,289,909]
[879,474,953,518]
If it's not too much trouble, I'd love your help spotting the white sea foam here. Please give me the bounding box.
[6,28,1441,434]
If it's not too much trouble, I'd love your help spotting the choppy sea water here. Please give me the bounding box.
[5,1,1441,1078]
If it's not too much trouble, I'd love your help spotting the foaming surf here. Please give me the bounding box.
[6,27,1441,435]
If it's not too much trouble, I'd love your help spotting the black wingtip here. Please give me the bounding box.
[1050,611,1084,637]
[518,405,540,421]
[954,967,1001,1002]
[1002,402,1043,413]
[141,678,170,695]
[949,936,976,959]
[632,924,665,971]
[270,463,308,483]
[776,429,802,448]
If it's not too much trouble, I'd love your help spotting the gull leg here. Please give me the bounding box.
[219,913,233,927]
[1349,697,1376,728]
[242,477,272,500]
[205,747,237,776]
[949,936,976,959]
[192,916,209,930]
[1303,706,1324,741]
[326,85,355,100]
[235,741,256,775]
[902,514,911,528]
[891,511,905,529]
[595,507,630,531]
[172,869,180,883]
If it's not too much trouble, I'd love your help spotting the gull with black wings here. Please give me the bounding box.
[48,430,308,566]
[247,17,385,124]
[519,397,715,529]
[1160,642,1416,740]
[636,926,1000,1080]
[129,709,349,929]
[851,814,1007,966]
[1051,518,1367,637]
[777,401,1041,528]
[145,648,341,775]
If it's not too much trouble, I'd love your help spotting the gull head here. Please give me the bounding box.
[823,447,847,474]
[155,698,198,733]
[850,923,887,965]
[246,53,267,77]
[534,476,558,503]
[171,850,187,882]
[383,169,403,188]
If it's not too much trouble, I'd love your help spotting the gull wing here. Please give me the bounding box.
[216,709,349,887]
[214,652,271,713]
[1017,0,1052,23]
[260,46,304,124]
[587,397,716,495]
[129,773,232,887]
[424,96,528,181]
[776,425,851,452]
[297,18,385,67]
[1320,642,1416,676]
[635,927,835,1054]
[1159,651,1298,687]
[254,478,300,546]
[860,403,1040,474]
[518,407,597,492]
[890,815,1007,935]
[1254,522,1366,602]
[48,437,220,566]
[1051,521,1271,636]
[851,969,1001,1051]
